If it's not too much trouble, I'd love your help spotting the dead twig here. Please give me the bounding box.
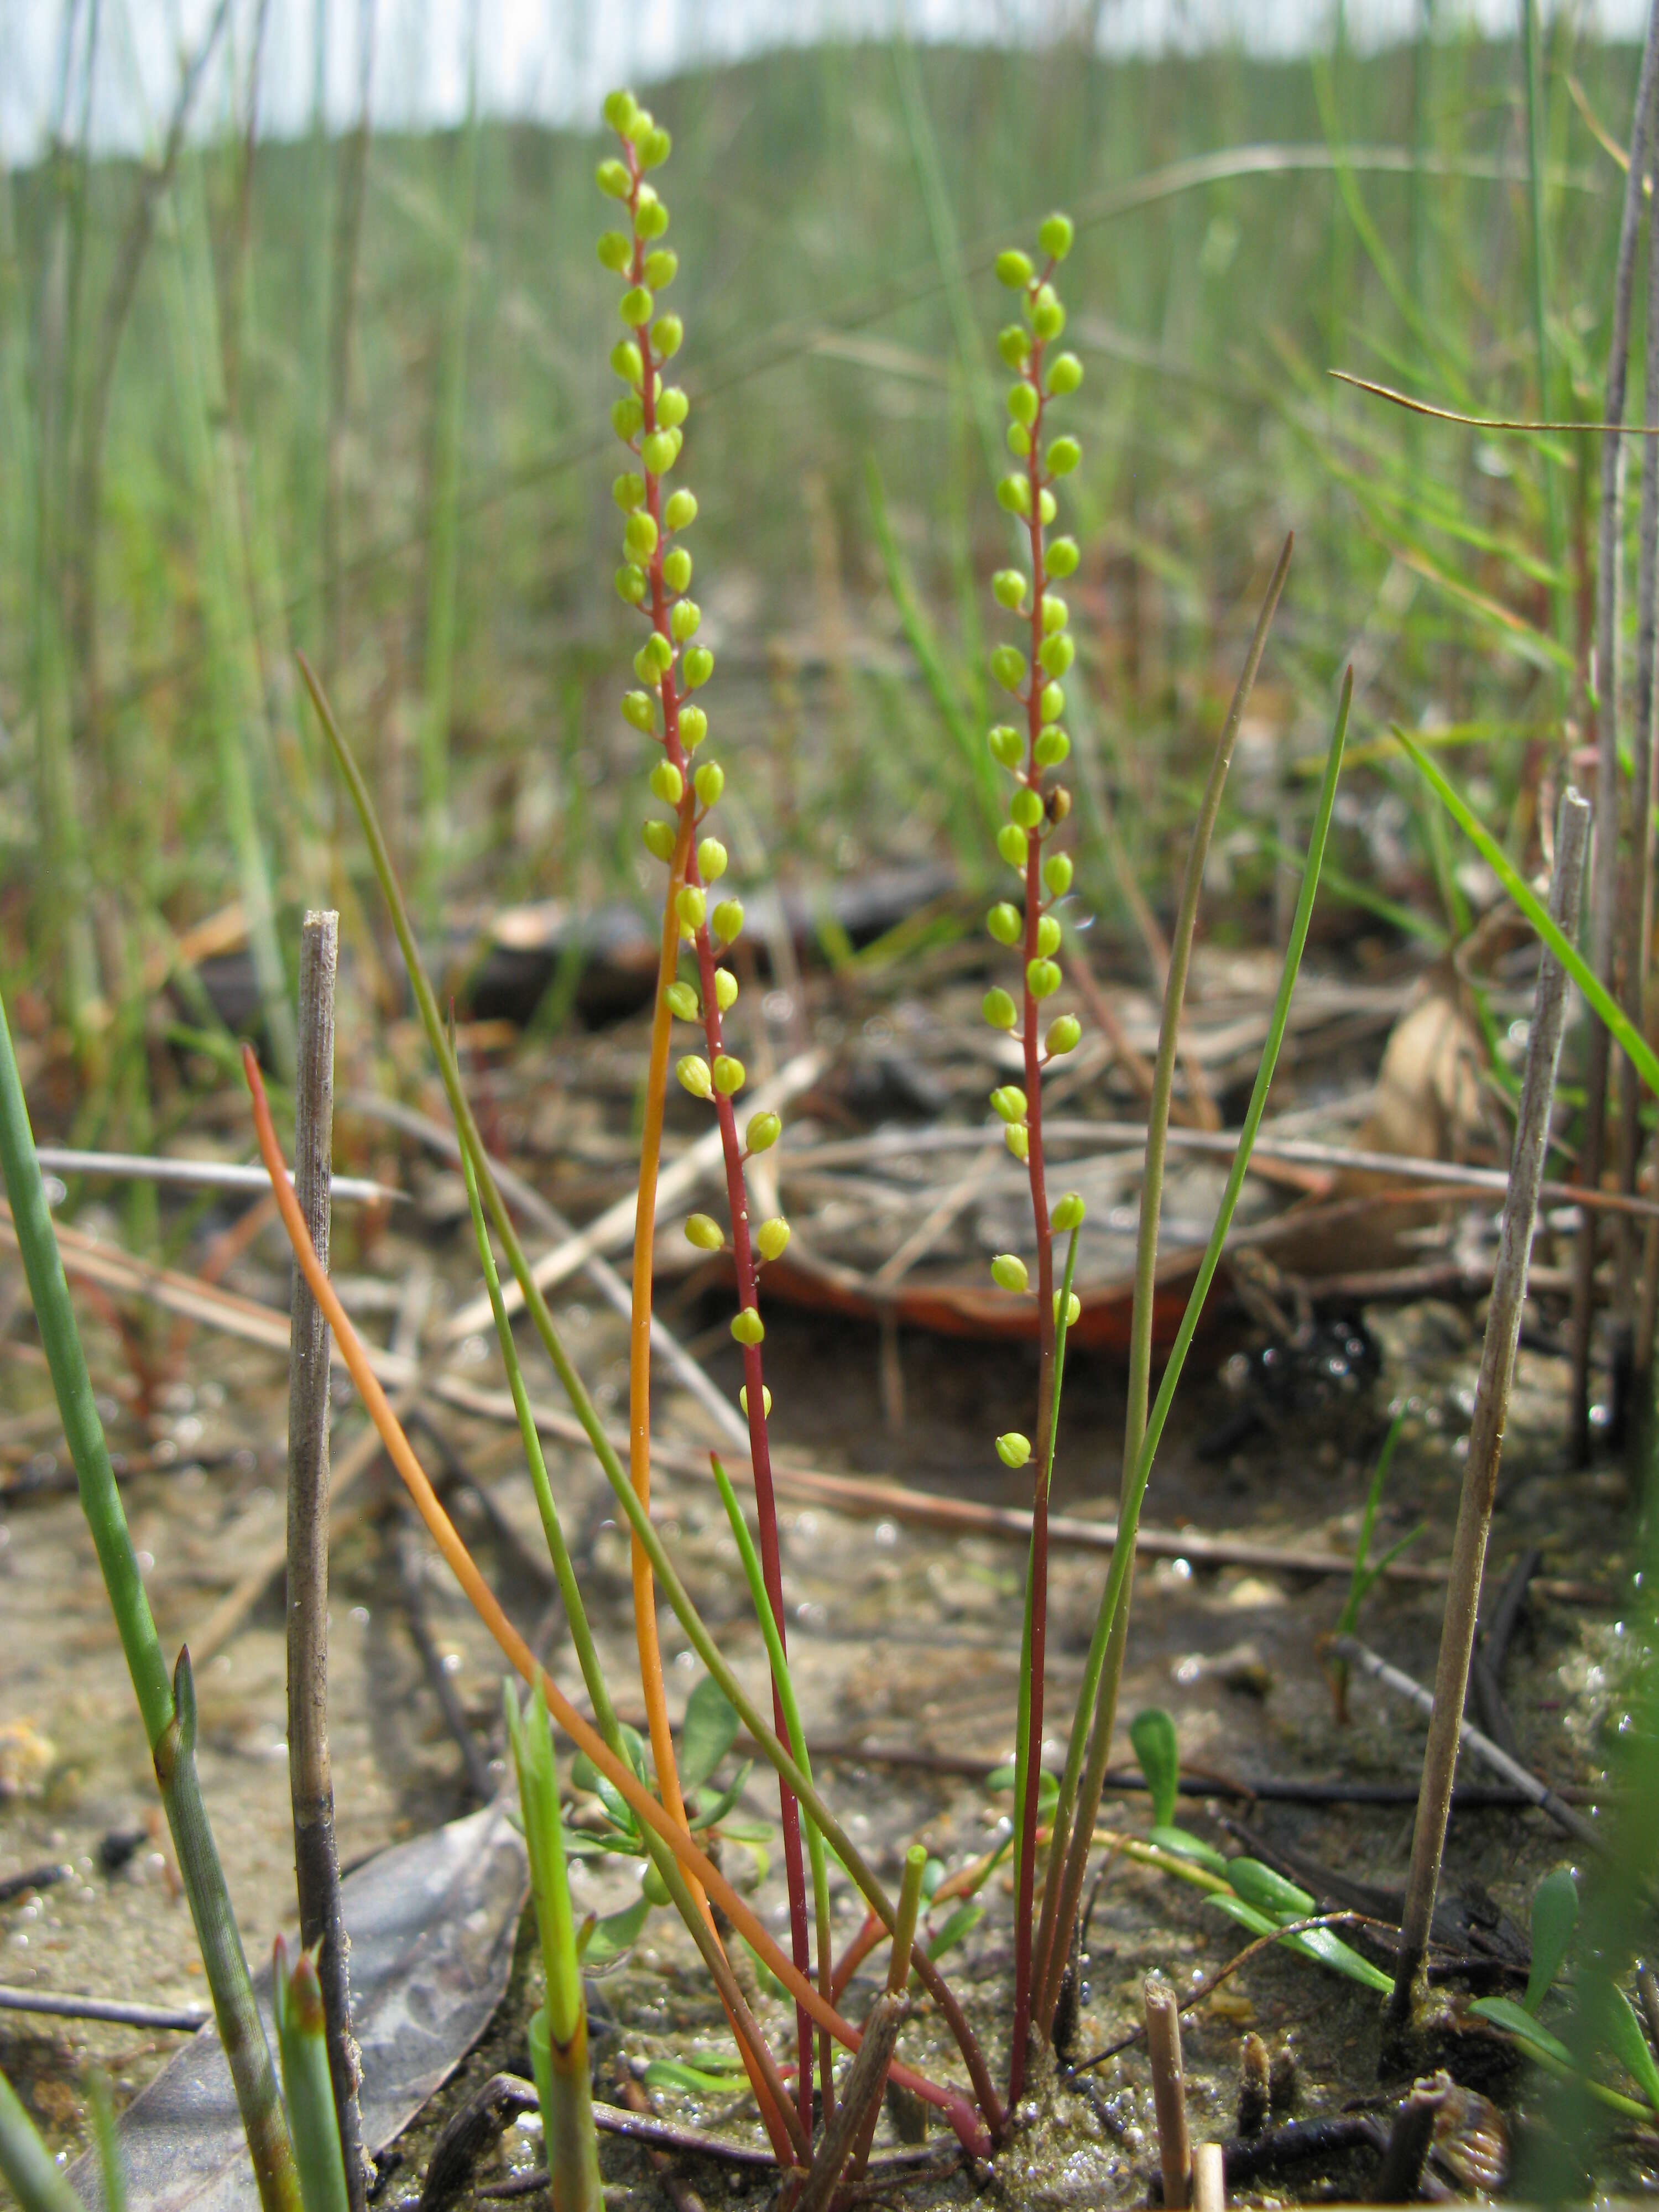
[1145,1975,1192,2209]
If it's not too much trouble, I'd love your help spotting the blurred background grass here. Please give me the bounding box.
[0,11,1644,1140]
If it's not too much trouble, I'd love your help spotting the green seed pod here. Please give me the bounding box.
[597,230,632,272]
[992,568,1027,611]
[998,323,1032,368]
[641,818,676,862]
[1047,535,1080,577]
[683,644,714,688]
[619,284,654,327]
[1009,787,1044,831]
[1047,435,1081,476]
[731,1307,765,1346]
[1046,351,1083,396]
[996,1432,1032,1469]
[664,488,698,531]
[1055,1290,1082,1327]
[982,986,1018,1031]
[1039,633,1075,678]
[1035,726,1070,768]
[676,883,706,932]
[624,510,659,562]
[1030,285,1066,340]
[1049,785,1072,821]
[1039,680,1065,722]
[1006,422,1032,460]
[1038,212,1075,260]
[641,430,677,476]
[987,902,1022,947]
[603,90,639,132]
[635,632,672,680]
[739,1383,773,1418]
[644,248,678,289]
[1037,488,1057,524]
[989,1084,1027,1123]
[684,1212,724,1250]
[693,760,724,806]
[1041,594,1069,635]
[611,338,644,388]
[671,598,701,641]
[713,967,738,1011]
[1051,1190,1086,1232]
[996,248,1034,288]
[680,704,708,748]
[990,1253,1029,1292]
[612,394,645,439]
[1005,1121,1030,1162]
[614,564,646,605]
[623,105,653,143]
[712,1053,744,1095]
[665,980,698,1019]
[711,896,744,946]
[996,473,1032,517]
[1046,1013,1082,1056]
[745,1109,781,1152]
[756,1216,790,1261]
[1043,852,1074,896]
[662,546,692,593]
[995,822,1027,868]
[639,126,672,168]
[650,760,683,805]
[596,158,630,199]
[1035,915,1061,956]
[652,313,684,357]
[989,643,1027,693]
[1027,957,1062,999]
[636,192,669,241]
[989,723,1024,769]
[1006,380,1039,428]
[677,1055,713,1100]
[658,385,690,429]
[697,834,728,880]
[622,690,658,734]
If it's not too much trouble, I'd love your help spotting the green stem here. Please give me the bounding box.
[0,2069,86,2212]
[273,1943,350,2212]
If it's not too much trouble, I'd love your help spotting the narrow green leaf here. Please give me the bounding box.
[641,2058,750,2096]
[680,1674,740,1792]
[1147,1825,1229,1877]
[1525,1869,1578,2014]
[926,1901,985,1963]
[580,1896,651,1968]
[1471,1994,1575,2065]
[1226,1860,1317,1919]
[1606,1987,1659,2113]
[1130,1709,1181,1830]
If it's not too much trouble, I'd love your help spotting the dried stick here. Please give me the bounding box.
[284,914,365,2212]
[795,1995,904,2212]
[1389,790,1590,2025]
[1145,1975,1192,2209]
[1191,2142,1225,2212]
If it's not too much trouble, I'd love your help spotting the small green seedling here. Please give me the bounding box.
[1130,1706,1228,1874]
[1329,1409,1425,1725]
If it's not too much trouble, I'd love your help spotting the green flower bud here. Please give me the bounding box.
[1054,1289,1082,1327]
[602,90,639,132]
[638,126,672,168]
[1035,915,1061,956]
[622,690,658,733]
[1034,726,1070,768]
[680,704,708,748]
[693,760,724,806]
[1051,1190,1086,1232]
[996,1432,1032,1469]
[1046,1013,1082,1056]
[1006,422,1032,460]
[989,723,1024,769]
[684,1212,724,1250]
[664,488,698,531]
[1046,351,1083,396]
[998,323,1032,368]
[731,1307,765,1346]
[711,896,744,946]
[713,967,738,1011]
[1026,957,1062,999]
[1039,632,1075,678]
[1047,535,1080,577]
[614,564,647,604]
[650,760,684,805]
[644,248,678,289]
[996,249,1034,288]
[1043,852,1074,896]
[641,430,677,475]
[990,1253,1029,1292]
[756,1216,790,1261]
[1039,681,1065,723]
[676,883,706,932]
[996,473,1032,517]
[677,1055,713,1100]
[1038,488,1057,524]
[996,823,1027,868]
[739,1383,773,1418]
[624,510,659,562]
[611,340,644,388]
[662,546,692,592]
[658,385,690,429]
[635,190,669,240]
[1030,285,1065,340]
[1038,212,1074,260]
[619,284,654,327]
[683,644,713,688]
[989,1084,1027,1123]
[665,980,699,1019]
[1047,436,1081,476]
[612,394,644,439]
[635,632,672,680]
[641,818,676,862]
[1005,1121,1030,1162]
[982,986,1018,1030]
[622,105,653,143]
[697,835,728,880]
[1009,786,1044,831]
[652,314,684,357]
[987,902,1022,947]
[670,598,701,641]
[989,643,1027,692]
[596,158,630,199]
[712,1053,744,1095]
[597,229,632,272]
[745,1109,780,1152]
[1041,594,1068,634]
[992,569,1027,611]
[1006,380,1039,427]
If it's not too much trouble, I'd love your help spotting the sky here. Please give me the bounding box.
[2,0,1649,166]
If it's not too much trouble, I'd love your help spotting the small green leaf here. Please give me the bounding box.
[691,1763,752,1832]
[643,2057,750,2096]
[579,1894,651,1967]
[1470,1994,1575,2067]
[1226,1859,1316,1918]
[1606,1987,1659,2113]
[926,1901,985,1962]
[681,1674,740,1792]
[1130,1709,1181,1832]
[1206,1895,1389,1992]
[1525,1869,1578,2014]
[562,1830,645,1859]
[921,1857,947,1901]
[715,1817,775,1844]
[1149,1824,1230,1876]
